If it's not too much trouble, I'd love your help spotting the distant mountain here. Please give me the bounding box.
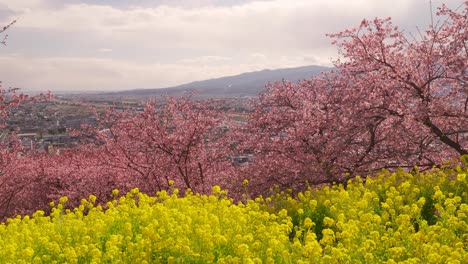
[108,65,331,98]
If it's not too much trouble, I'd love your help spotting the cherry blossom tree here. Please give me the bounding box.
[0,20,56,219]
[0,86,39,219]
[80,96,235,195]
[241,2,467,193]
[0,146,121,220]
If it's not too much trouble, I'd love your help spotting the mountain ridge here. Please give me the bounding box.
[105,64,331,98]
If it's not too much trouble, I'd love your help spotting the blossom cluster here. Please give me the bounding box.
[0,159,466,263]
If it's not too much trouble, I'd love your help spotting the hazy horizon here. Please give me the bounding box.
[0,0,463,92]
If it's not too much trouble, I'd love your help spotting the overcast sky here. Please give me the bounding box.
[0,0,463,92]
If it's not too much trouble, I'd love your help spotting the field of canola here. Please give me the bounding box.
[0,158,467,264]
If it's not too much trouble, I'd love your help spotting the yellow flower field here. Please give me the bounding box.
[0,158,467,263]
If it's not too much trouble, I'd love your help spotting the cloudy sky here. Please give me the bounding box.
[0,0,463,92]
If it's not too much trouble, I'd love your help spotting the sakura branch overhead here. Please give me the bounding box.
[1,20,16,46]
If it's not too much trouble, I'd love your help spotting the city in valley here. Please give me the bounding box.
[6,93,251,155]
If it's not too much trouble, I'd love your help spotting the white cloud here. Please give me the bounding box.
[0,55,285,91]
[0,0,463,92]
[178,55,232,64]
[0,52,333,91]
